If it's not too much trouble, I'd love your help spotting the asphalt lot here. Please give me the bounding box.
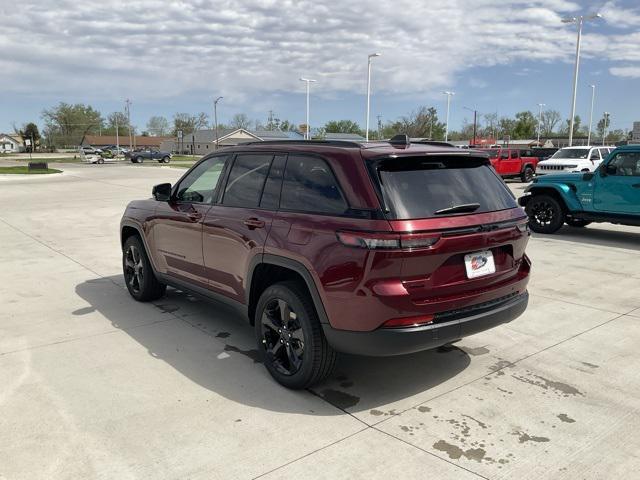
[1,163,640,479]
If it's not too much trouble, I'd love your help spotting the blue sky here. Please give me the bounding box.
[1,0,639,134]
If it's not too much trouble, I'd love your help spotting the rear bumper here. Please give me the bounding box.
[322,291,528,356]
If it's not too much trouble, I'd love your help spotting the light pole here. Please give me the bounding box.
[602,112,610,145]
[463,106,477,146]
[365,53,381,142]
[443,91,455,142]
[587,85,595,145]
[299,77,316,140]
[125,99,132,150]
[537,103,546,145]
[562,13,602,146]
[213,96,223,150]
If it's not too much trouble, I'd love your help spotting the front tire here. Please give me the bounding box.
[162,156,170,163]
[520,166,534,183]
[525,194,564,234]
[122,236,166,301]
[255,281,336,389]
[97,158,104,164]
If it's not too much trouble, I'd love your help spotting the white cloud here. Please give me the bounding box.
[0,0,637,101]
[609,66,640,78]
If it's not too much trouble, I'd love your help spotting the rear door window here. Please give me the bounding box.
[372,156,517,220]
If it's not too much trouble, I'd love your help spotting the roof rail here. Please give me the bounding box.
[412,140,456,148]
[240,139,363,148]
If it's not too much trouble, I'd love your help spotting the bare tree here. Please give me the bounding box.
[146,116,170,136]
[230,113,252,130]
[540,110,561,136]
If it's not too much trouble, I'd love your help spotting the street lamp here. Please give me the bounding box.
[299,77,316,140]
[587,85,595,145]
[602,112,610,145]
[213,96,223,150]
[443,91,455,142]
[365,53,381,142]
[562,12,602,146]
[463,106,478,146]
[537,103,546,145]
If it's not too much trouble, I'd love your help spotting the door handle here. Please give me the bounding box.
[187,212,203,221]
[243,218,265,229]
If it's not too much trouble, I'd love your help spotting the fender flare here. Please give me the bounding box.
[120,220,160,273]
[520,184,582,212]
[246,254,330,325]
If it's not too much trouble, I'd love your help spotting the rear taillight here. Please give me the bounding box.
[382,314,435,328]
[336,231,440,250]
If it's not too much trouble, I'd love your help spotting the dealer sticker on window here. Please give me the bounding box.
[464,250,496,279]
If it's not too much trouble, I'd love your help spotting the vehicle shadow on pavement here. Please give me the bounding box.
[75,276,471,415]
[535,226,640,252]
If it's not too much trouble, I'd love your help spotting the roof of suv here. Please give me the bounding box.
[226,140,487,160]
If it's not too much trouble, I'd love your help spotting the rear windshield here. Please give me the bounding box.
[371,156,517,220]
[550,148,590,159]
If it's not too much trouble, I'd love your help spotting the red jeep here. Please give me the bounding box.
[482,148,539,183]
[120,136,531,388]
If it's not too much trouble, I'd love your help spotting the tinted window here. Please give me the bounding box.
[260,155,286,209]
[373,156,517,220]
[551,148,590,159]
[223,154,272,207]
[281,155,347,214]
[609,152,640,176]
[176,155,228,203]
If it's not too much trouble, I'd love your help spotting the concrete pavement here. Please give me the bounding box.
[1,163,639,479]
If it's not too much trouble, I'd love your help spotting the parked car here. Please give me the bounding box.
[120,137,531,388]
[101,145,129,157]
[81,146,103,155]
[530,147,558,161]
[536,146,614,175]
[125,148,172,163]
[480,148,539,182]
[519,145,640,234]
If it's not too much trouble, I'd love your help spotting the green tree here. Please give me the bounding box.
[387,106,445,139]
[15,123,41,152]
[324,119,362,135]
[561,116,583,137]
[172,112,209,136]
[41,102,103,147]
[146,116,169,136]
[512,111,537,139]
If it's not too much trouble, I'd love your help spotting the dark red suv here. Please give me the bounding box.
[120,136,531,388]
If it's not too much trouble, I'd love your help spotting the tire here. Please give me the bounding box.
[525,194,565,234]
[122,235,166,302]
[162,156,170,163]
[565,218,591,228]
[97,158,104,164]
[136,156,143,164]
[255,281,336,389]
[520,166,534,183]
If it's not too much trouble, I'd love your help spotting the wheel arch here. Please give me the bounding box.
[246,254,330,327]
[521,185,579,212]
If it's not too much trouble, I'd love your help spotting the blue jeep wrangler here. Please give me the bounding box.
[519,145,640,234]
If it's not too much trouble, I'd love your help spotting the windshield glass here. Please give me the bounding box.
[373,156,517,220]
[550,148,590,159]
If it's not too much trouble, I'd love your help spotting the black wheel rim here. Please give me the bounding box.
[531,201,556,227]
[525,169,533,181]
[260,299,305,376]
[124,245,144,294]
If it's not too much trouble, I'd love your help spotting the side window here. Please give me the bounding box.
[223,154,272,207]
[511,150,519,159]
[590,149,601,160]
[280,155,348,215]
[609,153,640,177]
[176,155,229,203]
[260,155,287,209]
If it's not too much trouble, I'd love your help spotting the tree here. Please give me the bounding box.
[540,110,561,136]
[498,117,517,139]
[230,113,251,130]
[41,102,103,147]
[279,120,295,132]
[171,113,209,136]
[14,123,41,152]
[324,120,362,135]
[561,116,582,137]
[387,106,445,139]
[596,115,611,143]
[146,116,170,136]
[512,111,537,139]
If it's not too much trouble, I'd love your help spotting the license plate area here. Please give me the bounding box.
[464,250,496,279]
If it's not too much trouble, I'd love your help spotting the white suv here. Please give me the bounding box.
[536,146,614,175]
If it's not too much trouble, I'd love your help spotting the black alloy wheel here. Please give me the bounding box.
[124,243,144,295]
[122,236,166,301]
[525,194,564,234]
[521,166,534,183]
[260,298,305,376]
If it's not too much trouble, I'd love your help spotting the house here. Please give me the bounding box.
[160,129,305,155]
[0,134,25,153]
[80,135,173,150]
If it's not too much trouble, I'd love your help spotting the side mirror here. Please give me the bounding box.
[582,172,594,181]
[603,164,617,176]
[152,183,172,201]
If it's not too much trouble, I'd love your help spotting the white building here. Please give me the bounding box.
[0,134,24,153]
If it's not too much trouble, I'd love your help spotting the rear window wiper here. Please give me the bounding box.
[434,203,481,215]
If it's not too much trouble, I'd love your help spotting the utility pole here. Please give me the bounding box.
[214,96,223,150]
[125,99,132,151]
[377,114,383,140]
[115,116,119,153]
[587,85,596,145]
[602,112,610,145]
[537,103,546,146]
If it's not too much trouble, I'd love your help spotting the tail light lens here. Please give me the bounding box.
[382,314,435,328]
[337,231,440,250]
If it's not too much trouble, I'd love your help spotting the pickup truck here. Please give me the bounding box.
[125,148,172,164]
[519,145,640,233]
[481,148,539,182]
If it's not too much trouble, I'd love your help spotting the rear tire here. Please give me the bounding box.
[122,236,166,302]
[525,194,564,234]
[520,166,534,183]
[565,218,591,228]
[162,156,170,163]
[97,158,104,164]
[134,156,143,164]
[255,281,336,389]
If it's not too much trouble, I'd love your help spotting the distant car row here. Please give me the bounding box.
[81,146,172,164]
